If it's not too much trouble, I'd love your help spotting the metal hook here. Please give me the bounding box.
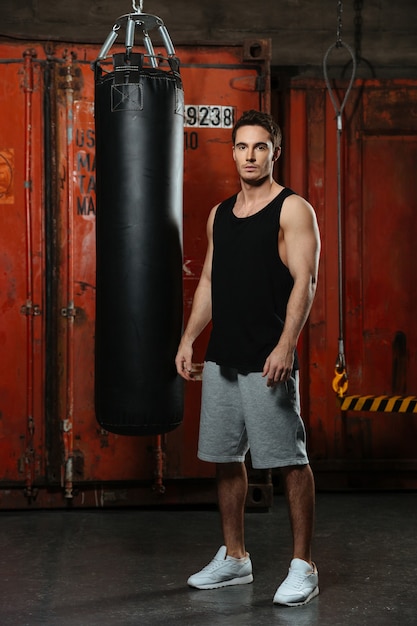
[332,367,349,398]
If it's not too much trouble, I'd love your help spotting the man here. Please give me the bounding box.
[175,109,320,607]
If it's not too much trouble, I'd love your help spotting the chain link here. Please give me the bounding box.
[132,0,143,12]
[336,0,343,47]
[354,0,363,61]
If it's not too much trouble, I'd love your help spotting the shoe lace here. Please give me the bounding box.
[284,569,309,590]
[201,557,224,573]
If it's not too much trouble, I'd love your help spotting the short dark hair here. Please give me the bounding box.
[232,110,282,149]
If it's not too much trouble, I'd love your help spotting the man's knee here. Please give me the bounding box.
[280,464,314,486]
[216,461,246,479]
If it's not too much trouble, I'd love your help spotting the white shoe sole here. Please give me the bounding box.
[188,574,254,590]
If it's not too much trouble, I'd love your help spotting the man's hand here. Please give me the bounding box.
[262,343,294,387]
[175,341,195,381]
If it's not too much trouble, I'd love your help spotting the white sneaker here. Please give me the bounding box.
[273,558,319,606]
[187,546,253,589]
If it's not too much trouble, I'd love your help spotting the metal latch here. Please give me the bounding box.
[20,301,41,316]
[61,305,77,319]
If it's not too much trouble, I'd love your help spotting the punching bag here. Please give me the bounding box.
[93,30,184,435]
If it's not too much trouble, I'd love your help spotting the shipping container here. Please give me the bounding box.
[0,37,272,508]
[1,36,416,509]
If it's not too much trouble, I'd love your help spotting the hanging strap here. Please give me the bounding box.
[323,1,356,398]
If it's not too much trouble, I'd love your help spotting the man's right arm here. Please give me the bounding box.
[175,205,217,381]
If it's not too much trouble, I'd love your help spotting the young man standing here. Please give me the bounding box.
[175,109,321,606]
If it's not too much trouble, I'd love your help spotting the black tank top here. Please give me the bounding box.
[205,187,299,372]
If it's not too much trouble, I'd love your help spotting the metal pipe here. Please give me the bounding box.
[97,26,119,61]
[143,32,158,67]
[43,55,55,482]
[126,18,135,52]
[23,49,36,499]
[63,53,75,499]
[158,25,175,56]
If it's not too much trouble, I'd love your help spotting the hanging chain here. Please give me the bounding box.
[354,0,363,61]
[132,0,143,12]
[336,0,343,47]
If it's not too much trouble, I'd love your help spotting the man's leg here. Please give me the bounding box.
[217,461,248,559]
[280,463,315,563]
[187,460,253,589]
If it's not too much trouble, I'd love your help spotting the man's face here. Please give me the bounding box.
[232,125,280,185]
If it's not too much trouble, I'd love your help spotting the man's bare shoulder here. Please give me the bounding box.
[208,202,221,221]
[205,202,221,238]
[281,192,317,227]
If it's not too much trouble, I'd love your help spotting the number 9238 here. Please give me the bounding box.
[184,105,235,129]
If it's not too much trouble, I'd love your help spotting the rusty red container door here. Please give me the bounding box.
[286,79,417,487]
[0,48,45,500]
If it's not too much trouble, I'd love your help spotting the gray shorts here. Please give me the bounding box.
[198,361,309,469]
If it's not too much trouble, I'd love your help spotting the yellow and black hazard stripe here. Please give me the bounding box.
[340,395,417,413]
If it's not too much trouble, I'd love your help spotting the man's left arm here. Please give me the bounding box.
[262,195,321,387]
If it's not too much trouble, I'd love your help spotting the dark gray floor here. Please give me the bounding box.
[0,492,416,625]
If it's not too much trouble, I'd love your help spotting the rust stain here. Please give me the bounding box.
[0,149,14,203]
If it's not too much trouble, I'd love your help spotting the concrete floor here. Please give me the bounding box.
[0,492,416,625]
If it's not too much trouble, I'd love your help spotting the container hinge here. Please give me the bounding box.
[20,301,41,316]
[61,305,77,319]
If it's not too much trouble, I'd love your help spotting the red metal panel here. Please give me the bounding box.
[286,78,417,487]
[340,84,417,465]
[0,47,45,494]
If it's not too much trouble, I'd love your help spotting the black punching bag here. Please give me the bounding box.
[94,51,184,435]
